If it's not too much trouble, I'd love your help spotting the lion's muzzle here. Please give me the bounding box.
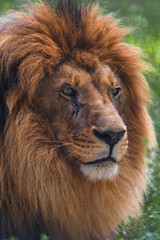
[71,124,128,181]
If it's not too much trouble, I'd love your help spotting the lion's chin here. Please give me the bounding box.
[80,162,118,181]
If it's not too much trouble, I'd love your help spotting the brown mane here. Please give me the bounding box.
[0,1,155,239]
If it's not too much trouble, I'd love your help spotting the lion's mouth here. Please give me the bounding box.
[82,157,116,165]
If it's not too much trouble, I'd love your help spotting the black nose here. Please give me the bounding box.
[93,129,126,146]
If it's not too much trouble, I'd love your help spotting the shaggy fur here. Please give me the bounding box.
[0,1,156,239]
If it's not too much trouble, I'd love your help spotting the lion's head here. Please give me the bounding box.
[33,59,128,181]
[0,1,156,240]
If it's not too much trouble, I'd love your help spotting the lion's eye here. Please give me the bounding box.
[60,85,77,100]
[110,87,121,99]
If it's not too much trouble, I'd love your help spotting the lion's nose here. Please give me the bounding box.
[93,129,126,146]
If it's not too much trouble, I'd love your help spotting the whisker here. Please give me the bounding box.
[46,143,73,149]
[38,140,73,144]
[116,63,128,78]
[64,152,73,161]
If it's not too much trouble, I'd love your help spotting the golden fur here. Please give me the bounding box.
[0,1,156,239]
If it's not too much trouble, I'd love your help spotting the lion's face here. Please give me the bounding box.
[34,60,128,181]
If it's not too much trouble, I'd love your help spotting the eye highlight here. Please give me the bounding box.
[60,85,77,100]
[110,87,121,100]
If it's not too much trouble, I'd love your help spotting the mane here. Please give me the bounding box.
[0,0,150,131]
[0,1,155,239]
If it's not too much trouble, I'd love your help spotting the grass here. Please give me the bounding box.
[1,0,160,239]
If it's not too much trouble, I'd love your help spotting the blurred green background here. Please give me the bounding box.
[0,0,160,239]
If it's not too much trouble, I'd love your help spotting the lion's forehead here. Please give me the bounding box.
[54,61,117,92]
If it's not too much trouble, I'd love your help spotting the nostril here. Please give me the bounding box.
[93,129,126,146]
[92,129,104,141]
[103,130,126,145]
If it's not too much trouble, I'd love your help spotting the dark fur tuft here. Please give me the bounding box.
[55,0,83,26]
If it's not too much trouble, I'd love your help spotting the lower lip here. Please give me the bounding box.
[83,157,116,165]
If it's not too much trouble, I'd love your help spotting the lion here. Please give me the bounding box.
[0,0,156,239]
